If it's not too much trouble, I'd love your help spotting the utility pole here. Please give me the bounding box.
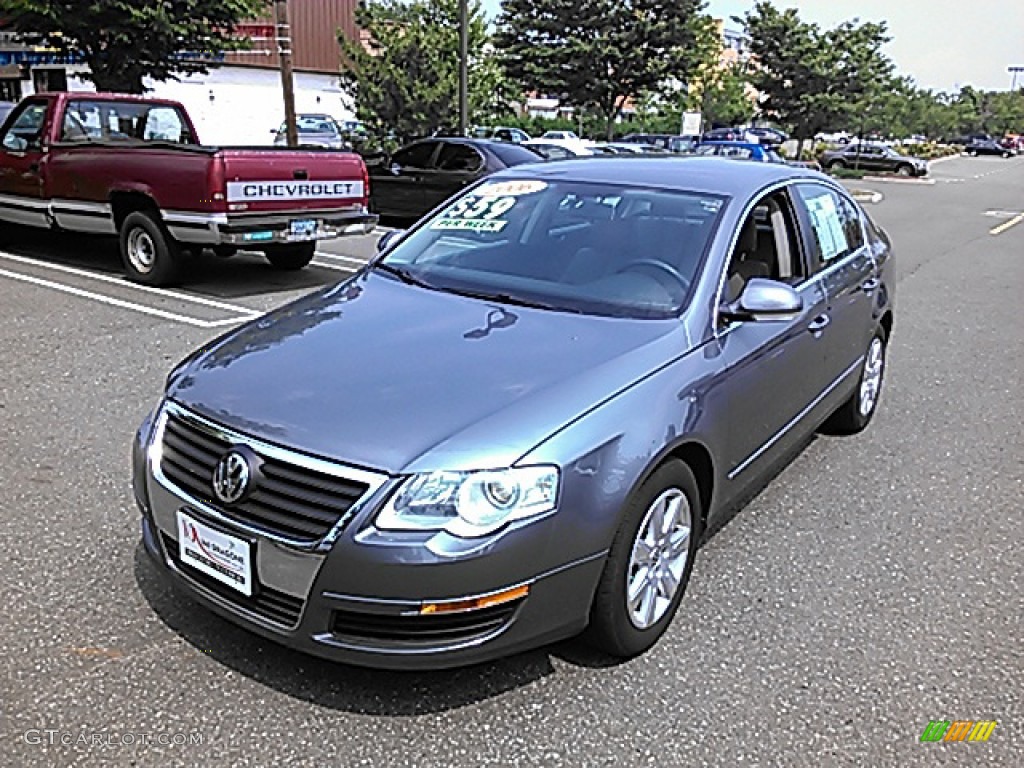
[275,0,298,147]
[458,0,468,136]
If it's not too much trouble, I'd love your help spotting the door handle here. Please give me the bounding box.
[862,277,880,294]
[808,314,831,334]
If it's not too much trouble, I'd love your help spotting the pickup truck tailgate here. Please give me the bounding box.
[219,149,368,214]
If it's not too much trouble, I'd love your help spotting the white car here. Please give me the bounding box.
[540,130,580,141]
[815,131,852,145]
[523,138,597,159]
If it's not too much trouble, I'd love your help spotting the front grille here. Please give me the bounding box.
[159,409,370,543]
[161,533,304,628]
[331,601,521,648]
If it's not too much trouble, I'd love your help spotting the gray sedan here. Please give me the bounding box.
[133,158,894,669]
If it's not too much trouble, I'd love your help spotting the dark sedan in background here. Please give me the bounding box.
[134,158,894,669]
[964,138,1015,157]
[821,142,928,176]
[366,137,542,219]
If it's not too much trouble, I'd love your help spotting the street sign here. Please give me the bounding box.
[681,111,702,136]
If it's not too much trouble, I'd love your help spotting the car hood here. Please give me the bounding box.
[168,272,690,475]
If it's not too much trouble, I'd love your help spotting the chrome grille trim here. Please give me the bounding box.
[150,400,389,551]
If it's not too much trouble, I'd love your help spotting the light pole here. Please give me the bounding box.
[1010,66,1024,91]
[458,0,468,136]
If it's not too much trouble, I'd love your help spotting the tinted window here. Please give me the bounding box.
[378,179,726,319]
[487,142,545,167]
[392,141,438,169]
[529,143,572,160]
[794,184,865,267]
[436,143,483,172]
[2,100,47,151]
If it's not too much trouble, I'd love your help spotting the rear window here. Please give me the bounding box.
[488,142,545,167]
[62,99,194,144]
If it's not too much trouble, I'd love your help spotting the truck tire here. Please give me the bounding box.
[264,242,316,271]
[119,211,182,286]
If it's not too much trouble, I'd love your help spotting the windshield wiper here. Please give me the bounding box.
[443,287,580,313]
[374,263,437,289]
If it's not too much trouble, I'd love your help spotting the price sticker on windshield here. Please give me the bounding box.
[431,195,518,232]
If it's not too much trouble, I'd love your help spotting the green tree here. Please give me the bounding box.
[494,0,717,139]
[741,2,893,157]
[689,63,755,129]
[6,0,267,93]
[339,0,504,142]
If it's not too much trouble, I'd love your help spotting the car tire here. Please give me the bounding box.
[119,211,182,286]
[828,160,846,171]
[264,242,316,270]
[825,325,888,434]
[896,164,913,176]
[586,459,703,658]
[967,149,978,157]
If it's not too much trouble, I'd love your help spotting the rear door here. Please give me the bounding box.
[0,98,50,226]
[370,141,438,218]
[421,141,486,212]
[791,183,877,383]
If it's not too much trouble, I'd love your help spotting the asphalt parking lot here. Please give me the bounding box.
[1,153,1021,767]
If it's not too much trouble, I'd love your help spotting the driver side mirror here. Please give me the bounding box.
[721,278,803,322]
[376,229,406,254]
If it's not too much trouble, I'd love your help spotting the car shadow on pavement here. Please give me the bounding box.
[133,544,558,714]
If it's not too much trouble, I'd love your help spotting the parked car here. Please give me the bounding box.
[602,142,670,154]
[696,141,784,163]
[621,133,700,153]
[540,130,581,141]
[964,138,1015,157]
[746,126,788,146]
[815,131,853,145]
[701,126,743,142]
[134,156,894,669]
[523,138,602,159]
[947,132,991,145]
[821,143,928,176]
[272,114,350,149]
[366,138,542,218]
[0,93,375,285]
[473,126,531,144]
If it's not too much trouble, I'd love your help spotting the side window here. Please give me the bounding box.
[2,100,48,151]
[793,184,865,269]
[436,143,483,172]
[392,141,437,169]
[724,191,804,303]
[143,107,188,142]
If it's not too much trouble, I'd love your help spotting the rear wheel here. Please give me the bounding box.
[586,459,702,657]
[119,211,182,286]
[264,242,316,271]
[828,159,846,172]
[825,325,887,434]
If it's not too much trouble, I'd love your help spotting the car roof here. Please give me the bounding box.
[702,141,763,150]
[487,156,812,196]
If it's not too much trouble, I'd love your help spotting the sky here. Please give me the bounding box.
[479,0,1024,93]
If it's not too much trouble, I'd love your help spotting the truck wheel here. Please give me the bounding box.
[264,243,316,271]
[119,211,182,286]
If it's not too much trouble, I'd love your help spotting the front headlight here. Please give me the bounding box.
[376,466,559,538]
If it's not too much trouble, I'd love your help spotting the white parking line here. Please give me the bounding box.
[311,260,356,273]
[0,250,262,317]
[314,251,368,266]
[0,267,251,328]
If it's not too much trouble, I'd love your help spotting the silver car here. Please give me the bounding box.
[134,158,894,669]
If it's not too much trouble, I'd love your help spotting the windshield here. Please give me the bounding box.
[376,179,726,319]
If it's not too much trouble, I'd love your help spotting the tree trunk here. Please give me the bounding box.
[795,137,806,161]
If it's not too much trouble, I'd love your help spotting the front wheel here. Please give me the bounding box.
[825,325,888,434]
[119,211,182,286]
[896,164,913,177]
[264,242,316,271]
[828,159,846,171]
[586,459,703,657]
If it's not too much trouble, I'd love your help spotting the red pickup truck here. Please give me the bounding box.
[0,92,376,285]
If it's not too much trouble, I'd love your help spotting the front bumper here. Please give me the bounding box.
[132,406,603,669]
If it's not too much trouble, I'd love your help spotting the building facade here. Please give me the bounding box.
[0,1,360,145]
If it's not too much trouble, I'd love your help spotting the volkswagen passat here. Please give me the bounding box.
[133,158,894,669]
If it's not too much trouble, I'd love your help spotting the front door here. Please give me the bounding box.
[371,140,439,219]
[0,98,49,227]
[420,141,485,213]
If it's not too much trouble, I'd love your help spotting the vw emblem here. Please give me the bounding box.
[212,450,252,505]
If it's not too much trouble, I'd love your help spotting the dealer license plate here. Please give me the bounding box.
[176,510,253,596]
[289,219,318,238]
